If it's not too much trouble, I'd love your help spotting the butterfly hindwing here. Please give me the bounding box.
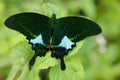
[56,16,102,42]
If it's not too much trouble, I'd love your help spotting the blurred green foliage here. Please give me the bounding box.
[0,0,120,80]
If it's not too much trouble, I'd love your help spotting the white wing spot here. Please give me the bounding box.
[30,34,44,45]
[58,36,75,50]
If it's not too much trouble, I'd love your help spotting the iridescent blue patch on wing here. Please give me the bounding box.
[58,36,75,50]
[30,34,44,45]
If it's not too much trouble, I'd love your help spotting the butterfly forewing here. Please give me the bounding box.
[4,12,52,44]
[51,26,65,45]
[56,16,102,42]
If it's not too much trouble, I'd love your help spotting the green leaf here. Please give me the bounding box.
[40,2,58,18]
[66,41,84,58]
[10,41,33,69]
[7,41,33,80]
[17,65,29,80]
[5,17,84,80]
[49,55,84,80]
[32,52,58,70]
[25,68,41,80]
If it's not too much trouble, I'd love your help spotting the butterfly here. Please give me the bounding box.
[4,12,102,70]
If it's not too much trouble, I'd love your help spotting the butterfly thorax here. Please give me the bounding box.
[51,13,56,27]
[50,13,57,44]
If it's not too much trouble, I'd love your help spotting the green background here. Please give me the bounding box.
[0,0,120,80]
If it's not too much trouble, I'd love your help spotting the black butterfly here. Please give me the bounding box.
[4,12,102,70]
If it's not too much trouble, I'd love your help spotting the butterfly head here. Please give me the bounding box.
[52,13,56,19]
